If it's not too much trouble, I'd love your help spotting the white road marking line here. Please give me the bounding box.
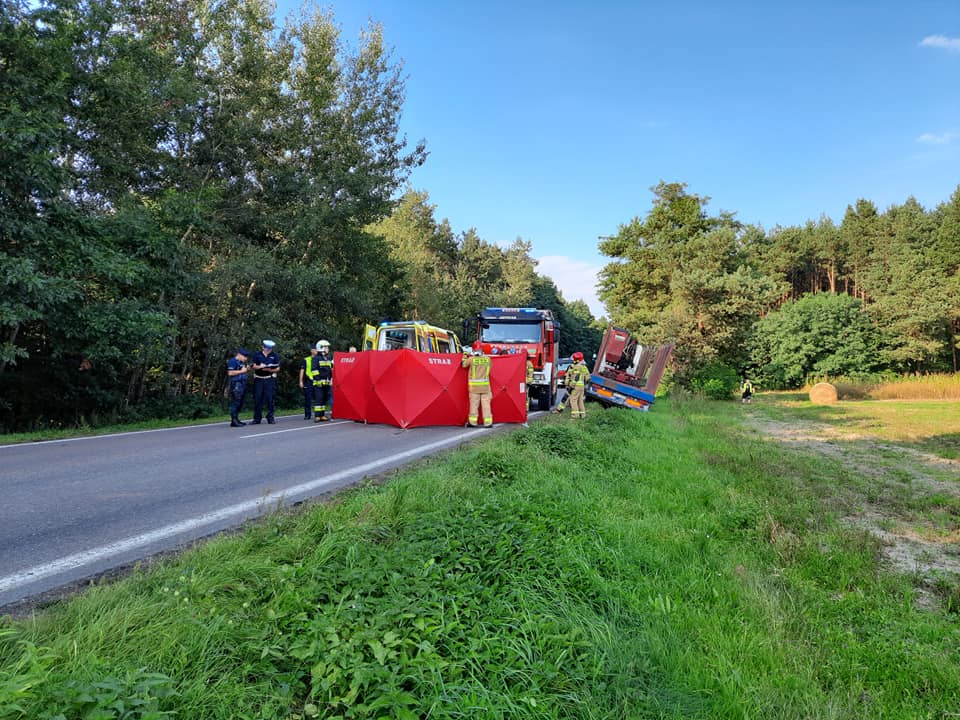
[0,427,481,594]
[241,419,351,438]
[3,410,546,449]
[0,414,304,448]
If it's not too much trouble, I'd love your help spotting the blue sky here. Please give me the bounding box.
[276,0,959,317]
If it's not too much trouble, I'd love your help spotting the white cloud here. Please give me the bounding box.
[916,131,957,145]
[536,255,607,319]
[919,35,960,51]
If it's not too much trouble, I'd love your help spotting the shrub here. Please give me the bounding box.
[750,293,886,388]
[688,362,740,400]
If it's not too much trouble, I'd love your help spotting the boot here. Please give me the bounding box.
[230,418,246,427]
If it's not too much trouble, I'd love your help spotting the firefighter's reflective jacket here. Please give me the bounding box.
[566,362,590,388]
[462,354,491,392]
[314,353,333,386]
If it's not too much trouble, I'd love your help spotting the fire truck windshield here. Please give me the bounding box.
[482,322,542,343]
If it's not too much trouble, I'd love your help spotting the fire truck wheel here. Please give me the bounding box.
[537,385,553,412]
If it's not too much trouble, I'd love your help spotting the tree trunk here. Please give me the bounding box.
[0,324,19,375]
[177,336,194,396]
[199,350,215,397]
[951,319,958,373]
[136,361,148,403]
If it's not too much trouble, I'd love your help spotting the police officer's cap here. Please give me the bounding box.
[237,347,251,357]
[262,339,276,348]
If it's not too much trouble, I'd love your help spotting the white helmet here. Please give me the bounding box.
[316,340,331,351]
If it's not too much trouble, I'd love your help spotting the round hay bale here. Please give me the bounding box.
[809,382,838,405]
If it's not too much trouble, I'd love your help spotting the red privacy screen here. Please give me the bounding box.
[332,350,528,428]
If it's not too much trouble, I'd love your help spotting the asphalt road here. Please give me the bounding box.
[0,414,538,609]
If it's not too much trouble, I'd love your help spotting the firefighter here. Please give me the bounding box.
[525,350,535,387]
[227,347,250,427]
[312,340,334,422]
[556,351,590,418]
[251,340,280,424]
[299,343,319,420]
[462,342,493,427]
[740,377,754,404]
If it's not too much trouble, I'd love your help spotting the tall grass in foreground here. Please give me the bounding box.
[2,402,958,719]
[805,373,960,400]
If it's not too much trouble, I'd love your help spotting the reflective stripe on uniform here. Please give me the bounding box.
[466,356,491,387]
[569,363,589,387]
[314,358,333,386]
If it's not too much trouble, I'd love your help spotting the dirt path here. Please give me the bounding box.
[745,411,960,596]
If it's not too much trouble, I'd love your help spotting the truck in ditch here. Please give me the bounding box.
[470,307,559,411]
[585,325,673,411]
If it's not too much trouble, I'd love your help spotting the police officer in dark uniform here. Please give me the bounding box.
[227,347,250,427]
[251,339,281,424]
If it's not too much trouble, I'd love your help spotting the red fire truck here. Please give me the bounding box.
[471,307,560,411]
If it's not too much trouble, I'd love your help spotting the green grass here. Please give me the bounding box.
[755,395,960,460]
[2,400,959,719]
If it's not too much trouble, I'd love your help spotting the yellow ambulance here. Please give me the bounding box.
[362,321,463,354]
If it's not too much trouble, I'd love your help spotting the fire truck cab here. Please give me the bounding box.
[473,307,559,411]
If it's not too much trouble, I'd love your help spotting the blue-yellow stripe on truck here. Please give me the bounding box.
[587,375,655,408]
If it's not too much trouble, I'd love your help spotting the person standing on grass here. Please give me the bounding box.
[562,351,590,419]
[741,377,754,403]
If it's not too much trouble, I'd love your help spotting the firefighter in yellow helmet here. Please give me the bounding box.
[462,342,493,427]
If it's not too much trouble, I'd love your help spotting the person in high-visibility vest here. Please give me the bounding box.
[462,342,493,427]
[312,340,334,421]
[740,377,753,403]
[298,343,319,420]
[556,351,590,419]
